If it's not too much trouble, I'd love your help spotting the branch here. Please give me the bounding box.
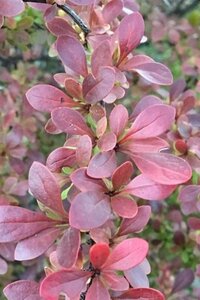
[22,0,90,35]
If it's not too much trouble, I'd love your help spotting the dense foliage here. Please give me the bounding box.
[0,0,200,299]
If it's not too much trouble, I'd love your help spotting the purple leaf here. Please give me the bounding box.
[171,269,194,294]
[69,191,111,230]
[87,151,117,178]
[83,67,115,104]
[0,206,54,242]
[57,227,80,269]
[26,84,75,112]
[56,35,88,77]
[29,162,66,216]
[118,206,151,236]
[109,104,129,138]
[51,107,94,137]
[0,0,24,17]
[15,228,61,261]
[4,280,41,300]
[40,270,91,299]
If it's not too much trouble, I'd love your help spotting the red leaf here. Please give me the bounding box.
[102,238,148,271]
[125,174,176,201]
[118,12,144,63]
[118,206,151,236]
[51,107,93,137]
[4,280,41,300]
[0,206,54,242]
[0,0,24,17]
[111,195,138,218]
[89,243,110,269]
[83,67,115,104]
[26,84,75,112]
[112,161,133,190]
[69,191,111,230]
[114,288,165,299]
[109,104,129,138]
[87,151,117,178]
[47,17,77,37]
[46,147,76,172]
[70,168,106,193]
[128,104,175,139]
[29,162,66,216]
[57,35,88,77]
[86,278,110,300]
[91,40,112,76]
[132,153,192,185]
[56,227,80,269]
[102,0,123,23]
[40,270,91,300]
[15,228,61,261]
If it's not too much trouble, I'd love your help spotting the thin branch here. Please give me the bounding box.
[22,0,90,35]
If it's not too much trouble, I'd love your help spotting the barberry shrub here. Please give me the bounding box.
[0,0,197,299]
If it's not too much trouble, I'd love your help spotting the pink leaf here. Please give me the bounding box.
[76,135,92,167]
[118,206,151,236]
[120,54,154,70]
[132,153,192,185]
[0,206,54,242]
[57,227,80,269]
[89,243,110,269]
[15,228,61,261]
[46,147,76,172]
[118,12,144,63]
[87,151,117,178]
[109,104,129,138]
[131,95,163,119]
[91,40,112,76]
[51,107,93,137]
[97,132,117,152]
[114,288,165,299]
[125,174,176,201]
[83,67,115,104]
[188,217,200,230]
[128,104,176,139]
[102,0,123,23]
[0,0,24,17]
[4,280,41,300]
[179,185,200,215]
[26,84,75,112]
[70,168,106,193]
[102,238,148,270]
[65,78,83,99]
[40,270,91,300]
[69,191,111,230]
[47,17,77,37]
[131,62,173,85]
[112,161,134,190]
[111,195,138,218]
[57,35,88,77]
[29,162,66,216]
[102,270,129,291]
[86,278,110,300]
